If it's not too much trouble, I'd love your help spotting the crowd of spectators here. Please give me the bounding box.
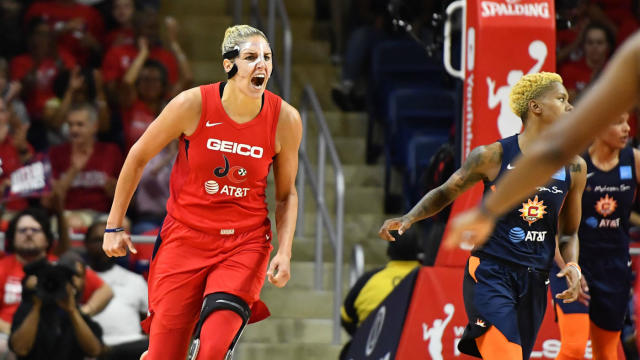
[0,0,191,235]
[0,0,193,358]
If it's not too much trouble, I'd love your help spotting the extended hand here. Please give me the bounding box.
[378,216,411,242]
[444,207,495,249]
[267,252,291,288]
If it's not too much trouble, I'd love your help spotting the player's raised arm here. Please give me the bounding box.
[379,142,502,241]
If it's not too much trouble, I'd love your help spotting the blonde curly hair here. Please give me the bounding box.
[509,72,563,120]
[221,25,268,55]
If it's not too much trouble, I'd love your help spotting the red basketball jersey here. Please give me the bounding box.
[166,83,281,233]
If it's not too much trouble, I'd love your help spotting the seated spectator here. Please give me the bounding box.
[331,0,395,111]
[132,140,176,234]
[10,17,76,150]
[101,8,192,100]
[9,251,103,359]
[48,104,122,228]
[49,67,110,145]
[559,21,614,101]
[84,219,148,360]
[0,208,113,359]
[24,0,105,67]
[331,0,433,111]
[119,59,168,152]
[103,0,136,51]
[341,230,421,335]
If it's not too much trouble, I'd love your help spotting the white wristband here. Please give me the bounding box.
[567,263,581,280]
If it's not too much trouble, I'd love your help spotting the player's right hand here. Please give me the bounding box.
[103,231,137,257]
[378,216,412,242]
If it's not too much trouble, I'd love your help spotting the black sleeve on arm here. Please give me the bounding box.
[10,301,33,334]
[8,300,34,353]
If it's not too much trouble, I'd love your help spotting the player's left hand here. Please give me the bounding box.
[267,252,291,288]
[555,264,581,303]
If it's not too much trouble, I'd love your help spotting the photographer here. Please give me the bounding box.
[0,208,113,359]
[9,252,103,359]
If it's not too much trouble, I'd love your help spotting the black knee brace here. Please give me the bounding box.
[187,292,251,360]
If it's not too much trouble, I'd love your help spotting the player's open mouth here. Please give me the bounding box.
[251,74,265,89]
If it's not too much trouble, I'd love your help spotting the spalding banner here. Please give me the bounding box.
[437,0,556,267]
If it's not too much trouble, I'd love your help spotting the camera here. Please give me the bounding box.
[23,258,75,303]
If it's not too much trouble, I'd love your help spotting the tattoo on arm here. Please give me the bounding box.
[569,162,581,173]
[409,144,502,221]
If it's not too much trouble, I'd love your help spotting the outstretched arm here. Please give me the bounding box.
[379,142,502,241]
[267,101,302,288]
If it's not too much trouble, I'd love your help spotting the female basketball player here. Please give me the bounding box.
[379,73,584,360]
[549,113,637,360]
[102,25,302,360]
[445,32,640,250]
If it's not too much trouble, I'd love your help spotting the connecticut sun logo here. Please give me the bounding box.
[519,196,547,226]
[595,194,617,217]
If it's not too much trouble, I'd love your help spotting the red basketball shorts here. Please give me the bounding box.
[142,214,273,336]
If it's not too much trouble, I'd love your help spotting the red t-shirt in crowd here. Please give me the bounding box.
[10,51,76,118]
[121,100,158,152]
[559,58,595,95]
[0,254,104,323]
[0,136,33,211]
[49,142,123,212]
[102,44,179,85]
[25,1,104,65]
[103,28,136,51]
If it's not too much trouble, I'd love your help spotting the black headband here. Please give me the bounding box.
[223,48,239,59]
[223,47,240,79]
